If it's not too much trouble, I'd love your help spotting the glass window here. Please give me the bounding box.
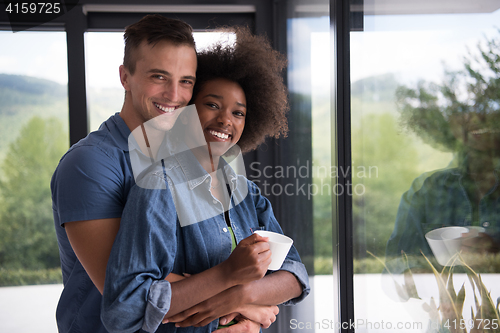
[283,1,334,330]
[351,2,500,331]
[0,30,68,331]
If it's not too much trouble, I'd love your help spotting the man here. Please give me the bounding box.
[51,14,197,333]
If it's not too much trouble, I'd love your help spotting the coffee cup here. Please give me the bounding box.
[425,226,485,266]
[254,230,293,270]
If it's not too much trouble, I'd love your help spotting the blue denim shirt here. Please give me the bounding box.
[101,149,310,333]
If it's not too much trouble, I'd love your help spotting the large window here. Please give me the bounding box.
[351,2,500,332]
[0,30,68,331]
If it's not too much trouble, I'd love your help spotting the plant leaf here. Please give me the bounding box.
[420,251,460,323]
[456,283,466,319]
[404,264,421,299]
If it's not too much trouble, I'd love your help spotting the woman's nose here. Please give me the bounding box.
[217,109,232,126]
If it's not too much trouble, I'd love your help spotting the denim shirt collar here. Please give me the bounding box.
[172,145,239,192]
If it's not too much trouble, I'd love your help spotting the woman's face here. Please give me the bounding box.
[189,78,247,156]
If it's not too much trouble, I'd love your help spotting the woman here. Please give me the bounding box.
[101,27,310,333]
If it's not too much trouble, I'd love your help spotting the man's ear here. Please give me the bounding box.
[119,65,130,91]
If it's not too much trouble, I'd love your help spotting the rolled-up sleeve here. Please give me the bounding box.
[101,174,178,333]
[279,259,310,305]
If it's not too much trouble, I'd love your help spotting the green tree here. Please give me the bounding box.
[0,116,67,269]
[352,113,421,258]
[396,31,500,152]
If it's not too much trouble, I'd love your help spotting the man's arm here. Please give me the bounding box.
[66,218,186,294]
[66,218,121,294]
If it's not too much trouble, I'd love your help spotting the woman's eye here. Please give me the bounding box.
[234,111,245,117]
[207,103,219,109]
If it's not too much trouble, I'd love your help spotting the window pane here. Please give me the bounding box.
[0,30,69,331]
[351,3,500,331]
[285,4,334,331]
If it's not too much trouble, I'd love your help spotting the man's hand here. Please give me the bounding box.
[230,304,279,329]
[214,316,263,333]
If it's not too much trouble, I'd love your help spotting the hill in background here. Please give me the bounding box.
[0,74,68,162]
[0,73,124,161]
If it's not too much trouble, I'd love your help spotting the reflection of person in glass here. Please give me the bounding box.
[386,38,500,264]
[101,27,309,333]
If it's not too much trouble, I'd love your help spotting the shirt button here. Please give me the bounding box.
[205,179,210,184]
[483,221,490,227]
[223,227,228,233]
[212,199,218,204]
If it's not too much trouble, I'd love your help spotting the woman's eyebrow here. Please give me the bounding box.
[204,94,247,108]
[204,93,223,99]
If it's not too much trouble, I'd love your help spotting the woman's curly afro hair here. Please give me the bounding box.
[191,26,289,153]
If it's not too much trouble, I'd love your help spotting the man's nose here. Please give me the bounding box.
[162,81,178,102]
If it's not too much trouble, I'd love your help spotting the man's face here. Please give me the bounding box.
[120,40,197,131]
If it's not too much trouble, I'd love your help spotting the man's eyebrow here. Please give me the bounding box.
[147,69,195,81]
[147,69,171,76]
[182,75,196,82]
[204,94,247,108]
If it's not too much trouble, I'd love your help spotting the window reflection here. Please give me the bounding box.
[352,3,500,332]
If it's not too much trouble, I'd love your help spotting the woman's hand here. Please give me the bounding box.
[221,233,271,285]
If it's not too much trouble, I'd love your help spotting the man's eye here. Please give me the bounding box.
[181,80,194,85]
[153,75,165,80]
